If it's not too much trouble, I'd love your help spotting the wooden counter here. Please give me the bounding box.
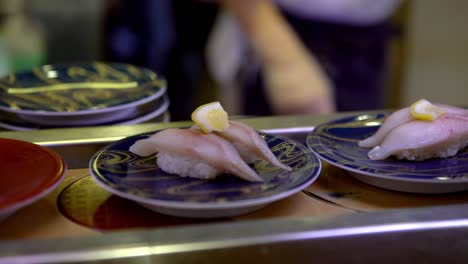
[0,168,354,241]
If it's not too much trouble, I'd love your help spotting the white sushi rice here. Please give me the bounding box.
[156,152,221,179]
[395,141,467,161]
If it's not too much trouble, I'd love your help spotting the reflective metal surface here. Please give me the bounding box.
[1,204,468,263]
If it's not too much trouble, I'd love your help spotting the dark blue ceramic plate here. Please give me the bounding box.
[0,62,166,116]
[0,62,167,126]
[89,132,321,218]
[0,96,170,131]
[307,113,468,193]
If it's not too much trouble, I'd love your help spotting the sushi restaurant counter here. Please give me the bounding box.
[0,168,353,240]
[1,113,468,263]
[0,113,356,241]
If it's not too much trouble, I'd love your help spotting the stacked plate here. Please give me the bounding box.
[0,62,170,131]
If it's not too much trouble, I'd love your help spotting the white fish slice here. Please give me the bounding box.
[367,115,468,160]
[358,108,412,148]
[130,128,263,182]
[214,121,291,171]
[359,104,468,149]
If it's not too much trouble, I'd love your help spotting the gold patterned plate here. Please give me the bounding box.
[307,113,468,194]
[0,62,166,126]
[89,132,321,218]
[0,96,170,131]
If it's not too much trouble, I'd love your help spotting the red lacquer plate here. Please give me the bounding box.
[0,138,66,221]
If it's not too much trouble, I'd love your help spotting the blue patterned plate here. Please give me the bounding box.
[307,113,468,194]
[0,62,166,125]
[89,132,321,218]
[0,96,170,131]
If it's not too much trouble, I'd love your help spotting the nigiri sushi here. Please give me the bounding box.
[130,128,263,182]
[359,100,468,161]
[358,107,413,148]
[367,114,468,160]
[359,103,468,148]
[212,120,291,171]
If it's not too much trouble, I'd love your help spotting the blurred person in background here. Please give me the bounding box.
[103,0,402,120]
[208,0,402,116]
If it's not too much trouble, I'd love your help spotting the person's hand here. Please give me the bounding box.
[264,58,335,115]
[219,0,336,115]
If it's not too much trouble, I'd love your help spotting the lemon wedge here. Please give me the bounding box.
[410,99,445,121]
[191,101,229,133]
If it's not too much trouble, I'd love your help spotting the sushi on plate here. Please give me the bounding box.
[130,128,264,182]
[359,99,468,161]
[129,101,290,181]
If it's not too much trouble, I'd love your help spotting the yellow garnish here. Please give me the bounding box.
[410,99,445,121]
[191,101,229,133]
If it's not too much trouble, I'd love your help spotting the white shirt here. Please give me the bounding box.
[278,0,401,25]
